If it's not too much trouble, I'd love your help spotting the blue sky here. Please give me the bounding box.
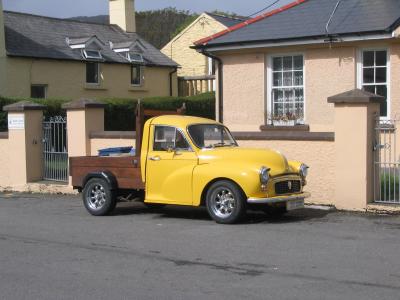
[3,0,292,18]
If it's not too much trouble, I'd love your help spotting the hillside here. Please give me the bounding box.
[69,8,197,49]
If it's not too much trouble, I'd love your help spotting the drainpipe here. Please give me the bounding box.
[201,50,223,122]
[169,67,177,96]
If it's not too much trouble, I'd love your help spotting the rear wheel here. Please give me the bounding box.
[206,180,246,224]
[82,178,117,216]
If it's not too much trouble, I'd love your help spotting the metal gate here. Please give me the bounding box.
[43,116,68,182]
[373,117,400,204]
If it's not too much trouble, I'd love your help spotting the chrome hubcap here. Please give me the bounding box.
[211,188,235,218]
[87,184,106,210]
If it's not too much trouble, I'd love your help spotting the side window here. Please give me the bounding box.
[153,126,191,151]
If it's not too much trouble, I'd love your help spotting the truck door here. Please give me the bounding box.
[145,125,198,205]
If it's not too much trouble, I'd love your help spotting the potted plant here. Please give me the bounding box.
[267,112,304,126]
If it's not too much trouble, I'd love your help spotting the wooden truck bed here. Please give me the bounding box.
[70,156,144,190]
[69,103,186,191]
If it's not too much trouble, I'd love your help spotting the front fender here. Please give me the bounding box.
[192,162,261,206]
[288,160,303,173]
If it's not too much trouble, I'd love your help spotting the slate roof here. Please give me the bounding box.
[205,12,245,28]
[196,0,400,48]
[4,11,178,67]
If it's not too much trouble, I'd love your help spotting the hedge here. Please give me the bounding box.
[0,92,215,131]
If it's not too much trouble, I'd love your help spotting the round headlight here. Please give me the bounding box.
[300,164,309,178]
[259,166,270,184]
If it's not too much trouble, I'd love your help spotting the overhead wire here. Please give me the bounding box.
[246,0,282,18]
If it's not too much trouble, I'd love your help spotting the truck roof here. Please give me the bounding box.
[150,115,221,129]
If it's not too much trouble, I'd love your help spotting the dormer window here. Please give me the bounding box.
[83,49,102,60]
[110,40,146,63]
[128,52,144,63]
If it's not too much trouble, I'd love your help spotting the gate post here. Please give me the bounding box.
[63,99,105,157]
[328,89,384,210]
[3,101,45,185]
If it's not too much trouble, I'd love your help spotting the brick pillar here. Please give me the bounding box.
[3,101,45,185]
[328,89,383,210]
[63,99,105,158]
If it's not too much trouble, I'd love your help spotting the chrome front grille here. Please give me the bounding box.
[275,180,301,195]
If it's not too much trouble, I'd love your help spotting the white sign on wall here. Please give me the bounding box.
[8,114,25,130]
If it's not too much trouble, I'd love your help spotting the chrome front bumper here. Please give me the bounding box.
[247,192,311,204]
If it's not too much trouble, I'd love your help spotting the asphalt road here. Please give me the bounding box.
[0,193,400,300]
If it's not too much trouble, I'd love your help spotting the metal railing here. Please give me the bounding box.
[374,117,400,204]
[43,116,69,182]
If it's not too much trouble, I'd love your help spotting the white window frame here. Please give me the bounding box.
[127,52,144,63]
[86,62,100,85]
[356,47,390,120]
[82,49,103,60]
[115,50,144,63]
[266,52,306,125]
[131,65,143,87]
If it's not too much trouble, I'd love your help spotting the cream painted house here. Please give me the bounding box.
[194,0,400,132]
[161,12,243,77]
[0,0,178,99]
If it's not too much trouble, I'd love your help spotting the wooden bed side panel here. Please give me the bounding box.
[70,156,141,168]
[70,156,144,189]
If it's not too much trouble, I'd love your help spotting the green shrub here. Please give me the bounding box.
[0,93,215,131]
[0,96,68,131]
[103,92,215,130]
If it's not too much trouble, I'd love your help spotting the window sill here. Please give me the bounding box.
[260,125,310,132]
[129,86,148,92]
[85,84,107,90]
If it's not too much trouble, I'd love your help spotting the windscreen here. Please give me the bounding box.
[188,124,237,149]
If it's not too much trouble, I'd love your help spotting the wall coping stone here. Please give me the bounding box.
[90,131,136,139]
[89,131,333,142]
[62,99,106,110]
[3,101,46,112]
[328,89,385,104]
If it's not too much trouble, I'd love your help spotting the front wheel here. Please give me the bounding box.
[82,178,117,216]
[206,180,246,224]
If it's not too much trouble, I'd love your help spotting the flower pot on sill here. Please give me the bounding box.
[272,120,295,127]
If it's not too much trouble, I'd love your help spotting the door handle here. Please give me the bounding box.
[149,156,161,161]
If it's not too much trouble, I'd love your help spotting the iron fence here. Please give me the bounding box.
[43,116,68,182]
[374,117,400,204]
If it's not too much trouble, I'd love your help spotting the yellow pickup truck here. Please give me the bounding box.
[70,113,310,224]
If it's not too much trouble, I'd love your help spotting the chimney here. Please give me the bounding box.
[109,0,136,33]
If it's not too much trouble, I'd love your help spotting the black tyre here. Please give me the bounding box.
[206,180,246,224]
[82,178,117,216]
